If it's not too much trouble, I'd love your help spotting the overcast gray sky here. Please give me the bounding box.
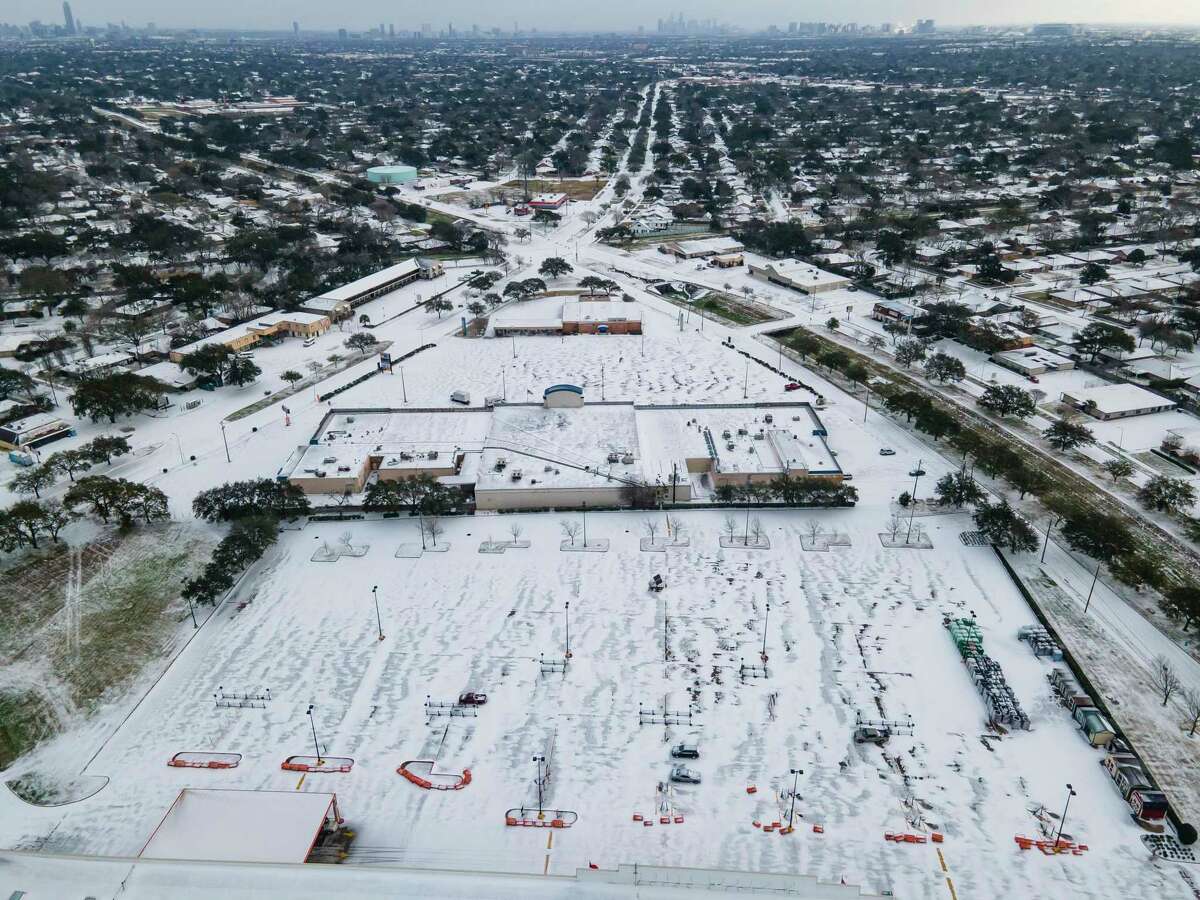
[9,0,1199,31]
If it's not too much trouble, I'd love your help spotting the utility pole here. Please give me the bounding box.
[581,501,588,546]
[372,584,384,641]
[564,601,571,659]
[743,361,749,399]
[220,421,231,463]
[1083,561,1101,614]
[400,367,408,403]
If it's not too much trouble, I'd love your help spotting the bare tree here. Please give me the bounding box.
[560,520,581,547]
[1184,687,1200,737]
[722,514,737,542]
[423,516,445,548]
[643,519,659,545]
[885,514,903,540]
[749,517,764,546]
[804,519,823,545]
[665,514,684,541]
[1149,654,1181,707]
[508,522,524,543]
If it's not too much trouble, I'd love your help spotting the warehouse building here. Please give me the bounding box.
[281,389,841,508]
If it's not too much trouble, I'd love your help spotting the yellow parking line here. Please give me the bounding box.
[946,877,958,900]
[296,773,306,790]
[937,847,948,872]
[547,832,554,850]
[543,854,550,875]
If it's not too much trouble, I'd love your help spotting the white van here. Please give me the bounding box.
[450,391,471,405]
[303,337,316,348]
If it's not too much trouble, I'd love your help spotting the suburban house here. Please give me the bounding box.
[168,311,331,362]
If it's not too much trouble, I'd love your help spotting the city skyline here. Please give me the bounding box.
[4,0,1200,32]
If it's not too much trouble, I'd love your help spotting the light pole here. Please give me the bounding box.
[372,584,384,641]
[1083,562,1101,614]
[220,421,231,463]
[306,704,323,765]
[581,501,588,547]
[564,601,571,659]
[787,768,803,831]
[533,755,546,816]
[1040,515,1059,563]
[1054,783,1077,846]
[761,602,770,662]
[905,460,923,544]
[400,367,408,403]
[171,433,185,465]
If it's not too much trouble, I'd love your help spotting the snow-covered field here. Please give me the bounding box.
[0,502,1181,898]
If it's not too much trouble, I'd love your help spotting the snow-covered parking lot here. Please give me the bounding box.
[0,506,1173,898]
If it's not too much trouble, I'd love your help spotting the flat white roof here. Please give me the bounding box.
[1063,383,1176,414]
[316,259,421,303]
[140,789,335,864]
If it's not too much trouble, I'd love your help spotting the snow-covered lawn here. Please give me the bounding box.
[0,507,1179,898]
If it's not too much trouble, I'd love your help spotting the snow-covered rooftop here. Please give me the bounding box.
[139,789,336,864]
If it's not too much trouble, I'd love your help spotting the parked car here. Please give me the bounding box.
[670,765,701,784]
[908,467,926,477]
[854,726,890,745]
[784,382,801,392]
[879,448,896,456]
[457,692,488,706]
[450,390,471,405]
[670,744,700,759]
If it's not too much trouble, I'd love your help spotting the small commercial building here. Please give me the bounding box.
[168,312,331,363]
[871,300,920,325]
[749,259,851,294]
[710,253,744,268]
[661,236,745,259]
[0,413,74,450]
[1060,383,1176,420]
[529,193,568,211]
[561,302,642,335]
[991,347,1076,376]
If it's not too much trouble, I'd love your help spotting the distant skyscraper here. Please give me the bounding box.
[62,1,75,35]
[388,24,394,37]
[292,20,299,37]
[337,27,347,41]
